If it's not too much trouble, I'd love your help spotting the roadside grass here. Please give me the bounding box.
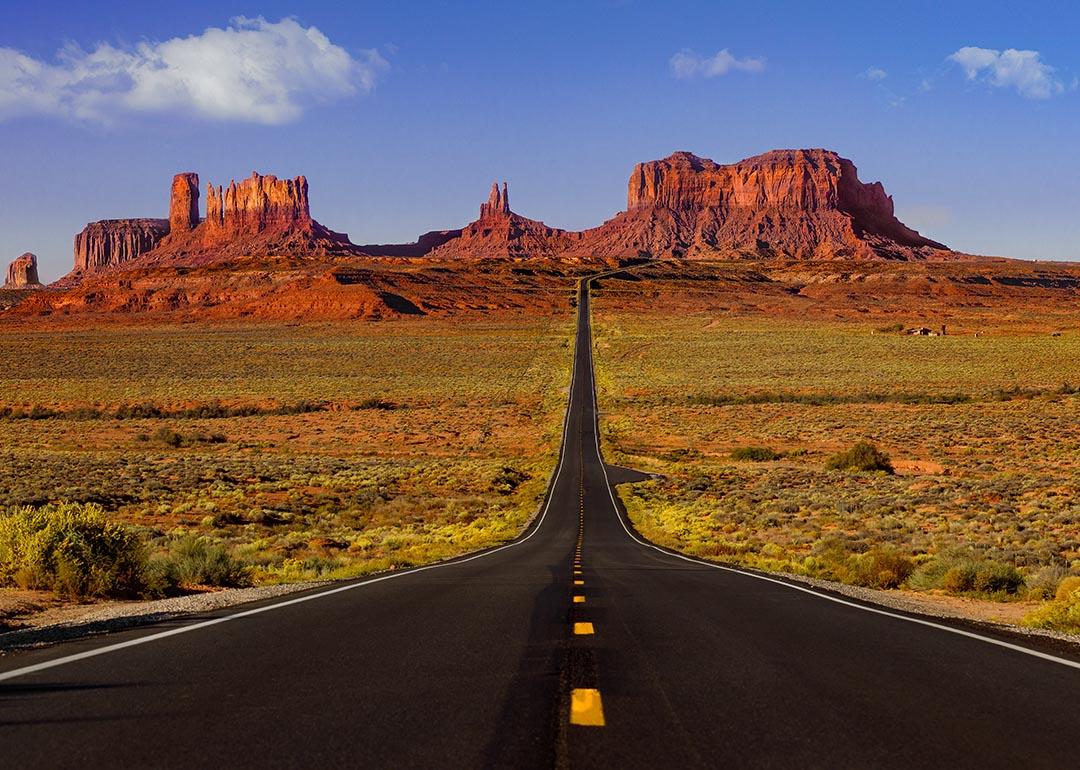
[0,318,573,600]
[592,308,1080,616]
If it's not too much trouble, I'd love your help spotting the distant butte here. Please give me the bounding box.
[568,149,948,260]
[426,181,583,259]
[60,147,953,283]
[4,252,43,289]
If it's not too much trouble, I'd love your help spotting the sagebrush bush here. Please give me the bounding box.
[910,552,1025,596]
[844,546,914,589]
[0,502,146,600]
[826,442,895,474]
[148,536,250,589]
[730,446,782,462]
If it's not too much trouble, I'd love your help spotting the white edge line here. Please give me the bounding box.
[582,276,1080,673]
[0,285,588,685]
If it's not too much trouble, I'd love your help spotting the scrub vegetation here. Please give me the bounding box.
[592,309,1080,631]
[0,318,572,604]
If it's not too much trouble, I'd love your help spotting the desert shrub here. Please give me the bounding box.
[491,466,530,495]
[353,398,396,411]
[730,446,782,462]
[1023,582,1080,633]
[826,442,895,474]
[150,427,226,447]
[844,546,915,589]
[149,536,250,588]
[114,402,164,419]
[1025,565,1071,599]
[910,552,1024,596]
[0,502,146,600]
[1056,576,1080,601]
[877,322,905,333]
[153,427,184,447]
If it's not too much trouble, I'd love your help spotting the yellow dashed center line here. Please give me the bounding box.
[574,579,584,586]
[574,622,594,635]
[573,595,585,603]
[570,688,606,726]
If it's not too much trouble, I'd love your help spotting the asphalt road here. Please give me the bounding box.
[2,275,1078,768]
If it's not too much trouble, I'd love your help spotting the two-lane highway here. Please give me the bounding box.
[2,275,1078,768]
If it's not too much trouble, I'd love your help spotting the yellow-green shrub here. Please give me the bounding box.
[0,502,146,600]
[1023,582,1080,633]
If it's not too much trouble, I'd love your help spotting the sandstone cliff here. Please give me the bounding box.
[428,182,582,259]
[73,219,169,274]
[571,149,948,260]
[153,171,358,259]
[4,252,43,289]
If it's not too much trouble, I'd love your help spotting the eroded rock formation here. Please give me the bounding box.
[4,252,42,289]
[428,181,582,259]
[169,172,200,234]
[73,219,169,273]
[572,149,948,260]
[157,172,356,258]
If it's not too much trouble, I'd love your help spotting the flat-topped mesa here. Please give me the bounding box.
[74,219,169,273]
[169,173,200,233]
[4,252,43,289]
[579,148,949,260]
[429,182,581,259]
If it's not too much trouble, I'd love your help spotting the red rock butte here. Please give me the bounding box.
[4,252,43,289]
[61,148,955,282]
[569,149,948,260]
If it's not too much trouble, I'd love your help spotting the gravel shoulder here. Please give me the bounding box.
[0,581,329,654]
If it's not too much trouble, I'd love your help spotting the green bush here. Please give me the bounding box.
[825,441,895,474]
[910,552,1025,597]
[149,536,250,589]
[730,446,782,462]
[491,466,530,495]
[0,502,146,600]
[844,546,914,589]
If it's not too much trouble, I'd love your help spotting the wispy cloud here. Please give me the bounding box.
[947,46,1063,99]
[0,16,388,125]
[862,66,888,81]
[669,48,765,79]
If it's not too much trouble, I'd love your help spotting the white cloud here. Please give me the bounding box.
[0,16,388,124]
[947,46,1063,99]
[863,66,888,81]
[670,48,765,79]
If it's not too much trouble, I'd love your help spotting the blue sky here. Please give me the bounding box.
[3,0,1080,280]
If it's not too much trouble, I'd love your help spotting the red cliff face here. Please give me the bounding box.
[169,172,200,234]
[576,149,947,260]
[73,219,169,273]
[159,171,355,258]
[4,252,42,288]
[429,181,582,259]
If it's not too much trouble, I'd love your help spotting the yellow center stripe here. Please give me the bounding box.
[574,622,594,635]
[573,595,585,603]
[574,579,584,586]
[570,688,606,726]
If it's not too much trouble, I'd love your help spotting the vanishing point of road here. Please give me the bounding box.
[2,274,1078,768]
